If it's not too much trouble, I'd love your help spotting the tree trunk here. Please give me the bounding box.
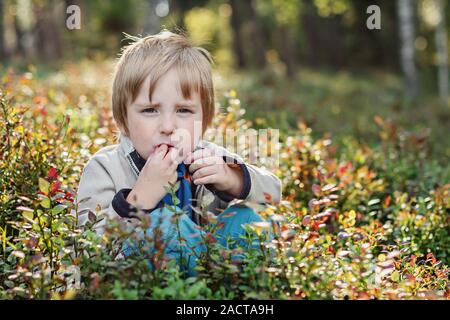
[34,2,63,61]
[329,15,345,68]
[434,0,449,105]
[0,0,4,60]
[302,1,320,68]
[14,0,37,59]
[397,0,418,101]
[245,0,266,68]
[143,0,160,35]
[170,0,188,31]
[229,0,246,68]
[13,14,25,58]
[279,25,296,80]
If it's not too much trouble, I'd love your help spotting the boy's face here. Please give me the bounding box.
[126,67,203,161]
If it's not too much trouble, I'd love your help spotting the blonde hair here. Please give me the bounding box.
[112,30,215,136]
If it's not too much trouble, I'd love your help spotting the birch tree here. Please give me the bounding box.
[434,0,449,105]
[143,0,161,35]
[0,0,4,59]
[397,0,419,101]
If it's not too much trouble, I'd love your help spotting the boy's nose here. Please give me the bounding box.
[159,117,176,135]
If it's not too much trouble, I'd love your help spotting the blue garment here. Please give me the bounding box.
[121,163,273,277]
[122,204,272,277]
[111,152,253,219]
[155,162,194,219]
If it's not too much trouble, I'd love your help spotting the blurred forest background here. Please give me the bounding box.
[0,1,449,156]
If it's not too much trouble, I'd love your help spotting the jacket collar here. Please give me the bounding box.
[117,134,141,175]
[118,134,135,156]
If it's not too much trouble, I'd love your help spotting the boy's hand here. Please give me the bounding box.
[184,148,244,198]
[127,144,183,209]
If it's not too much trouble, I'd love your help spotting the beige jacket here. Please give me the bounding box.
[76,135,282,235]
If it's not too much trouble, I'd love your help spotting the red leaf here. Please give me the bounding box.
[383,195,392,208]
[64,192,73,200]
[48,167,58,180]
[50,181,61,194]
[410,254,416,267]
[426,253,437,265]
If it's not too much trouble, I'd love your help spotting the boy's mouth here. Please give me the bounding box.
[153,143,175,151]
[156,143,175,149]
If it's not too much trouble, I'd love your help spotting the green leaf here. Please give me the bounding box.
[51,205,66,215]
[40,197,51,209]
[22,210,34,221]
[391,271,400,282]
[39,178,50,194]
[169,181,180,192]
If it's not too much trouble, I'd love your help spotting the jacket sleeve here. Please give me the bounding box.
[76,156,123,236]
[244,163,282,204]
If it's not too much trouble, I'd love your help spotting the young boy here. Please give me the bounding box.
[76,30,282,275]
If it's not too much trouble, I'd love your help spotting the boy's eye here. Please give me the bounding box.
[142,108,157,113]
[177,108,193,114]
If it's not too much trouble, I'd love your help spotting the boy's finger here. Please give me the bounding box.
[168,158,178,173]
[174,147,185,164]
[192,173,218,186]
[188,156,221,173]
[163,146,183,165]
[191,165,217,181]
[184,148,212,164]
[184,148,214,164]
[147,147,158,161]
[151,144,168,162]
